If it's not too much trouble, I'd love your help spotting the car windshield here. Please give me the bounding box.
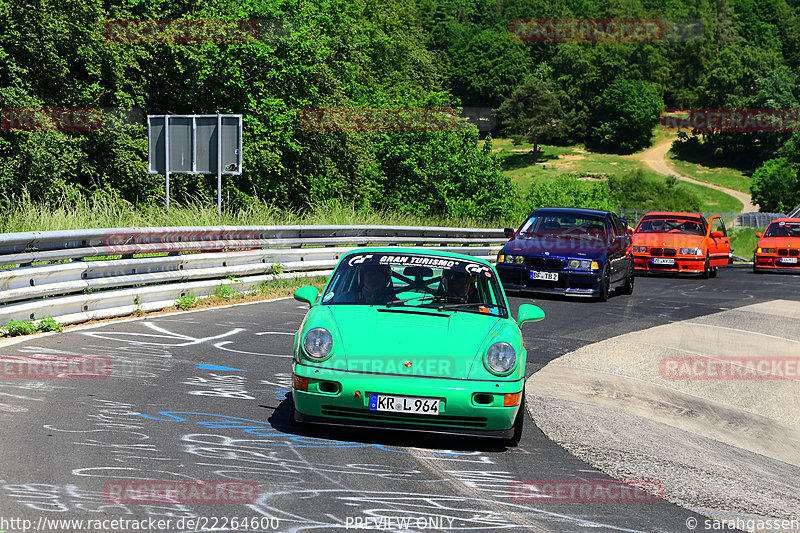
[518,213,607,240]
[636,217,706,236]
[322,252,507,317]
[764,221,800,238]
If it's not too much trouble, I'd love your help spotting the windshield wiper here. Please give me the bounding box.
[385,295,438,307]
[433,301,506,312]
[386,295,467,307]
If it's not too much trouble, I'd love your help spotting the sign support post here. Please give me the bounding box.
[217,114,222,217]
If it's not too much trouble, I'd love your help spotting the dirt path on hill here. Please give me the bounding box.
[629,136,756,213]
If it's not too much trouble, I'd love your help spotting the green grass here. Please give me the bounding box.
[667,154,752,194]
[2,315,63,337]
[729,228,763,260]
[676,180,744,213]
[0,192,500,233]
[491,137,746,213]
[494,142,642,194]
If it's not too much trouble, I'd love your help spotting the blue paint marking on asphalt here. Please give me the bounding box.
[196,364,247,372]
[137,411,459,455]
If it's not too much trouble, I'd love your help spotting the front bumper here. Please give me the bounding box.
[496,264,601,297]
[753,255,800,272]
[292,363,523,436]
[633,254,705,274]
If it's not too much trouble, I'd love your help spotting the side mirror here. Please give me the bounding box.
[517,304,545,326]
[627,227,634,236]
[756,232,763,238]
[504,228,515,240]
[711,231,723,238]
[293,286,319,307]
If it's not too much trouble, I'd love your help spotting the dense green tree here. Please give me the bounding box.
[750,157,800,212]
[497,76,564,163]
[590,78,664,153]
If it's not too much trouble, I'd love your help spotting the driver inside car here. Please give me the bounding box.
[340,264,395,304]
[440,270,479,303]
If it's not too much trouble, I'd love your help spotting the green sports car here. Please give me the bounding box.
[290,248,544,445]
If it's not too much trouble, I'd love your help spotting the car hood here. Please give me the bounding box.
[504,236,606,258]
[633,233,705,248]
[758,236,800,249]
[327,305,502,378]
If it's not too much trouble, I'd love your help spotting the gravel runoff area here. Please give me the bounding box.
[525,300,800,532]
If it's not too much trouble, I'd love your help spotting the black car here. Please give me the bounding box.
[496,207,634,301]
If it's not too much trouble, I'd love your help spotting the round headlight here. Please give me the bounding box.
[514,255,525,264]
[303,328,333,359]
[486,342,516,374]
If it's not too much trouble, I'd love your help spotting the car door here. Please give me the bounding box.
[707,216,731,267]
[606,214,627,282]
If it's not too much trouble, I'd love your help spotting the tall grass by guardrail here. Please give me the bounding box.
[0,193,501,233]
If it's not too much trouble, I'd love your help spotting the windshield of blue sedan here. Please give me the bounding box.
[636,217,706,235]
[764,221,800,238]
[519,214,607,239]
[322,253,507,317]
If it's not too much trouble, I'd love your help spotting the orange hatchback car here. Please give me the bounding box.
[631,212,731,278]
[753,218,800,273]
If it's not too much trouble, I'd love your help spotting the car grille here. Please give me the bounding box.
[528,257,545,268]
[663,248,677,256]
[778,249,799,256]
[546,258,563,269]
[527,257,563,270]
[321,405,488,428]
[650,248,663,256]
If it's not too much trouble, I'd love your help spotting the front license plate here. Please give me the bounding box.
[530,271,558,281]
[652,258,675,265]
[370,394,440,415]
[780,257,798,263]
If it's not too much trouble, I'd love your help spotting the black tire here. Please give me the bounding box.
[618,262,635,295]
[701,253,710,279]
[506,394,526,447]
[709,266,718,278]
[753,255,762,274]
[596,263,610,302]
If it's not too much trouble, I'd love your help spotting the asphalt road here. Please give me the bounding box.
[0,265,797,533]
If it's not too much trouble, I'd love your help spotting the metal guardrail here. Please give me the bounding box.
[0,226,505,329]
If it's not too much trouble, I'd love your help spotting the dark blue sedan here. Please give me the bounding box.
[496,207,635,301]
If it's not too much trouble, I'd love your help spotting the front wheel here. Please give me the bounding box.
[618,262,635,295]
[753,255,762,274]
[701,253,710,279]
[596,263,610,302]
